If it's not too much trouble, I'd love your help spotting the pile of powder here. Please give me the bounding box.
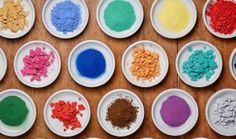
[50,100,86,131]
[21,47,55,82]
[158,0,191,32]
[206,0,236,35]
[130,47,160,80]
[160,96,191,127]
[211,95,236,128]
[104,0,136,32]
[0,96,28,126]
[51,0,82,34]
[0,0,28,32]
[106,98,138,129]
[76,49,106,79]
[182,48,218,81]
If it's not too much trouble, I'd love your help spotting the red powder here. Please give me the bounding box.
[50,100,85,131]
[206,0,236,35]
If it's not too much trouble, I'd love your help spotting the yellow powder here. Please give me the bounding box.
[158,0,191,32]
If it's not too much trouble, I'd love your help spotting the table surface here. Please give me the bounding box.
[0,0,235,139]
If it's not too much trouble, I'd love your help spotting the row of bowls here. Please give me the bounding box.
[0,0,235,39]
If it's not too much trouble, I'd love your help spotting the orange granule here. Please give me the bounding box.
[130,47,161,80]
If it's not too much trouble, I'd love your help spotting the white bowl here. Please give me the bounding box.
[44,89,91,137]
[152,89,199,136]
[150,0,197,39]
[0,89,36,137]
[96,0,144,38]
[0,48,7,81]
[14,40,61,88]
[229,48,236,81]
[122,40,169,88]
[97,89,144,137]
[68,40,115,87]
[205,88,236,136]
[42,0,89,39]
[202,0,236,39]
[0,0,35,39]
[176,40,223,88]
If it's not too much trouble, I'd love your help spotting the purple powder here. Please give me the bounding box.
[160,96,191,127]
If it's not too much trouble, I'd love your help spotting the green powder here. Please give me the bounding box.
[0,96,29,126]
[104,0,136,32]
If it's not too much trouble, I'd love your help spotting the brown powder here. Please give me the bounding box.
[106,98,138,129]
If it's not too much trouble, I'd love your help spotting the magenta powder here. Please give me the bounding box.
[160,96,191,127]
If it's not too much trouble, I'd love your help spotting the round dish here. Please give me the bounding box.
[205,88,236,136]
[229,48,236,81]
[14,40,61,88]
[96,0,144,38]
[202,0,236,39]
[44,89,91,137]
[152,89,199,136]
[150,0,197,39]
[68,40,115,88]
[176,40,223,88]
[0,48,7,81]
[122,40,169,88]
[42,0,89,39]
[0,0,35,39]
[97,89,144,137]
[0,89,36,137]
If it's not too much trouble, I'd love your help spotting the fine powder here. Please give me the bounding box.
[76,49,106,79]
[104,0,136,32]
[0,96,29,126]
[160,96,191,127]
[51,1,82,34]
[158,0,191,32]
[106,98,138,129]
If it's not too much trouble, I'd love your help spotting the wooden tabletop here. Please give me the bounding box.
[0,0,235,138]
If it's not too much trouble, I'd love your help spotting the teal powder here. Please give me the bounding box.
[104,0,136,32]
[182,49,218,81]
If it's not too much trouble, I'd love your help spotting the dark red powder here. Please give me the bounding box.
[206,0,236,35]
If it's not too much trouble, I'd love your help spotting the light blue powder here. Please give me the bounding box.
[51,1,82,34]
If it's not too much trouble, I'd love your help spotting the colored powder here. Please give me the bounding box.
[206,0,236,35]
[182,48,218,81]
[160,96,191,127]
[51,0,82,34]
[158,0,191,32]
[233,54,236,75]
[104,0,136,32]
[0,96,28,126]
[21,47,55,82]
[76,49,106,79]
[50,100,86,131]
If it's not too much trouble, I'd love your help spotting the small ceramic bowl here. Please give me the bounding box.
[68,40,115,88]
[44,89,91,137]
[0,0,35,39]
[229,49,236,81]
[205,88,236,136]
[42,0,89,39]
[176,40,223,88]
[202,0,236,39]
[122,40,169,88]
[152,89,199,136]
[96,0,144,38]
[14,41,61,88]
[0,89,36,137]
[150,0,197,39]
[0,48,7,81]
[97,89,144,137]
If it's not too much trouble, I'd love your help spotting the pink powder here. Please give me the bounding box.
[20,47,55,81]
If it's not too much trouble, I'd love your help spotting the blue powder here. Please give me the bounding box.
[76,49,106,79]
[233,54,236,75]
[51,1,82,34]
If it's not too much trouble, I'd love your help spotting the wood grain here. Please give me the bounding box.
[0,0,235,139]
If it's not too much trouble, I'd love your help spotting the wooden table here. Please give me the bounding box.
[0,0,235,138]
